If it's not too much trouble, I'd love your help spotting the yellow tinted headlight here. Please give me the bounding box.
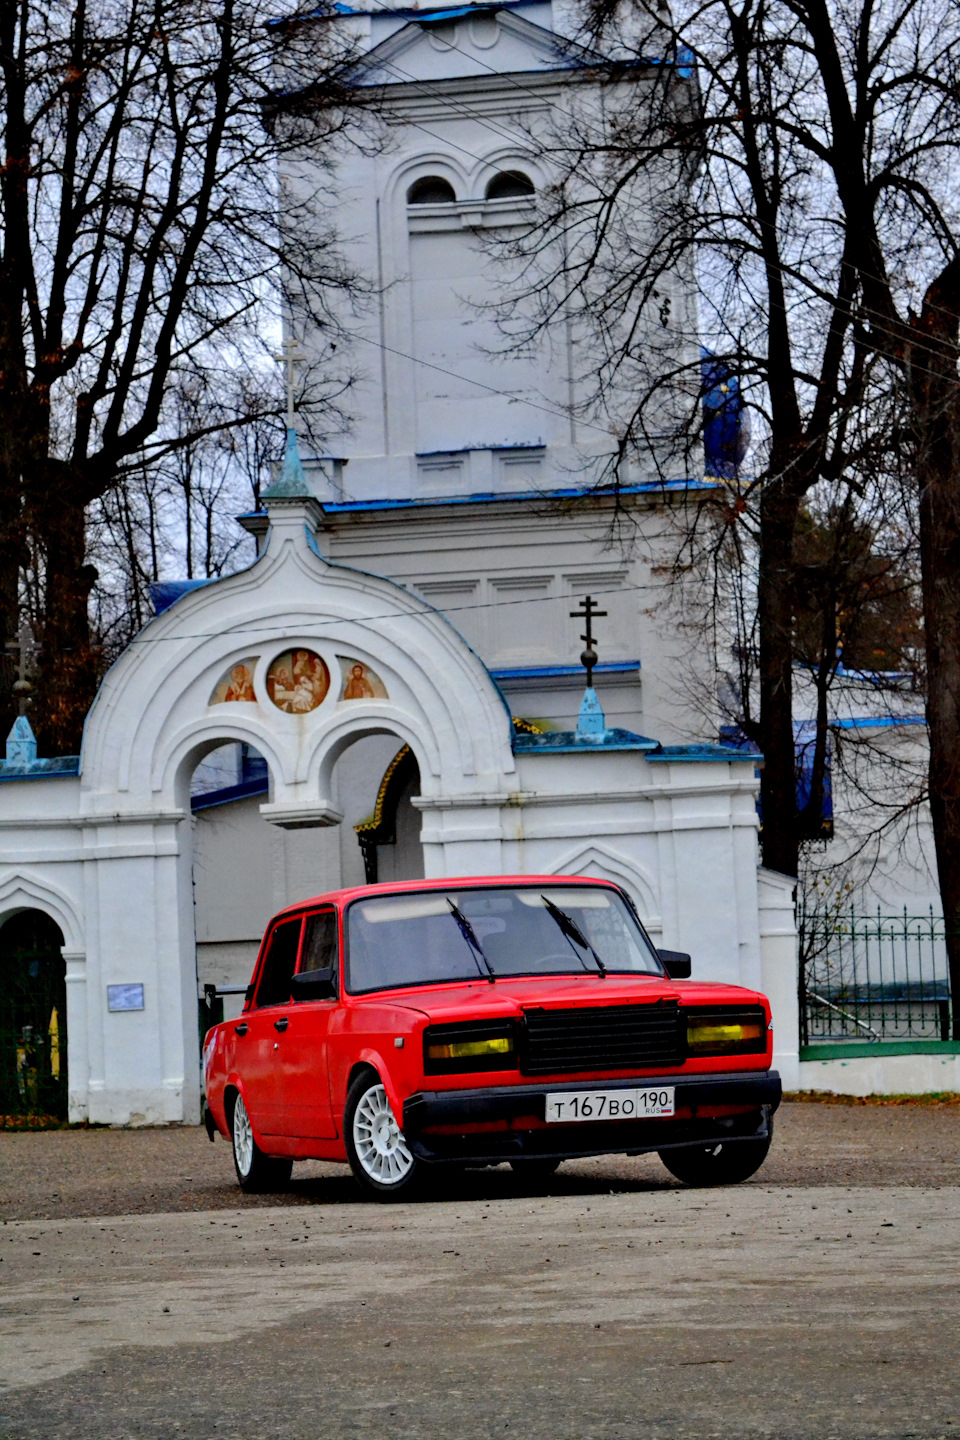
[688,1022,762,1048]
[685,1009,766,1055]
[423,1022,517,1073]
[427,1036,514,1061]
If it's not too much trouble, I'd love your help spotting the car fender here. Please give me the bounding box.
[352,1045,404,1125]
[222,1075,270,1149]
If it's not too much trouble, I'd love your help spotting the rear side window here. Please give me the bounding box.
[300,910,338,975]
[254,918,302,1007]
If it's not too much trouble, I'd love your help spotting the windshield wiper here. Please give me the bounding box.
[541,895,607,978]
[447,899,496,983]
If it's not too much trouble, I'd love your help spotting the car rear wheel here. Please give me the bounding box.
[231,1092,293,1194]
[345,1073,420,1200]
[658,1129,772,1187]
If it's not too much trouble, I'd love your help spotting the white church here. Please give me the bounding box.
[0,0,801,1127]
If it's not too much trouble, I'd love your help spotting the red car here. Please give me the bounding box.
[202,876,781,1198]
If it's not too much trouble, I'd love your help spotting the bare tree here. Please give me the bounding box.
[489,0,960,901]
[0,0,367,751]
[84,374,284,661]
[785,0,960,1019]
[484,0,891,882]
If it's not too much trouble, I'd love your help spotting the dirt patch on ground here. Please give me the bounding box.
[3,1099,960,1221]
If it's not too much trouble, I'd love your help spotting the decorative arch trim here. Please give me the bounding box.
[152,717,289,806]
[546,842,661,933]
[355,744,419,883]
[0,872,84,953]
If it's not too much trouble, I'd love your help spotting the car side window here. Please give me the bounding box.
[300,910,338,978]
[254,918,302,1008]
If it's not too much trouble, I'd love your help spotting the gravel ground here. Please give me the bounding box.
[2,1099,960,1220]
[3,1103,960,1440]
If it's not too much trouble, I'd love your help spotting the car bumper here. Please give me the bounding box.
[402,1069,781,1164]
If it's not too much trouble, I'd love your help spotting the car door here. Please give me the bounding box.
[236,916,303,1137]
[272,908,340,1139]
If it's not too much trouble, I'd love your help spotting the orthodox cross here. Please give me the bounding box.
[279,337,305,427]
[570,595,607,688]
[6,620,37,715]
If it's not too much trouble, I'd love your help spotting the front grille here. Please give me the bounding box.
[521,1001,684,1075]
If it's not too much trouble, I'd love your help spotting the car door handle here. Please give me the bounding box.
[273,1017,289,1032]
[234,1022,248,1036]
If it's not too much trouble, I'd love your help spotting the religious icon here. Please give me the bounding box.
[267,648,330,714]
[338,657,388,701]
[209,658,258,705]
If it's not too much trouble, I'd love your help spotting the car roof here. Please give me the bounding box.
[269,874,623,921]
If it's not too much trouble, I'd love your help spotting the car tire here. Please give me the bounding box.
[657,1128,772,1187]
[509,1157,562,1177]
[230,1091,293,1194]
[344,1071,421,1201]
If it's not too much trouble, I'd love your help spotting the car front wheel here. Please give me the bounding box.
[345,1072,420,1200]
[658,1128,772,1187]
[231,1092,293,1194]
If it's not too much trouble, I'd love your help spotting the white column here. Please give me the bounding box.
[82,816,200,1125]
[63,949,88,1123]
[757,867,800,1090]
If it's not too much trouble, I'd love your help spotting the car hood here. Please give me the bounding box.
[353,974,766,1024]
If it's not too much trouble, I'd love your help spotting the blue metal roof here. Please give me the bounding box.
[513,727,659,754]
[149,578,214,615]
[0,756,80,782]
[269,0,538,23]
[645,743,756,763]
[322,478,714,514]
[491,660,640,681]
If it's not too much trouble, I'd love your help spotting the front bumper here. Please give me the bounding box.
[402,1069,781,1164]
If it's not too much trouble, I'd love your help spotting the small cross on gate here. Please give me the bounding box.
[6,620,38,715]
[570,594,607,688]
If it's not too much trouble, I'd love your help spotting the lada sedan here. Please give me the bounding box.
[202,876,781,1198]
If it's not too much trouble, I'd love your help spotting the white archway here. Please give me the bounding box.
[82,498,516,824]
[63,495,519,1123]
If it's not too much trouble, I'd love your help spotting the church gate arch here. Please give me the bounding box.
[67,495,518,1124]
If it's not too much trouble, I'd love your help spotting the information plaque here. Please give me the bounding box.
[107,983,145,1012]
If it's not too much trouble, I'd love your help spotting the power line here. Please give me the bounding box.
[125,569,681,644]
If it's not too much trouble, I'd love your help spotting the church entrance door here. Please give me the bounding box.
[0,911,67,1122]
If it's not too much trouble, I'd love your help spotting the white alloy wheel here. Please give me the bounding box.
[232,1093,255,1178]
[352,1083,414,1186]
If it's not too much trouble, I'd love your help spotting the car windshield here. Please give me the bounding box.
[345,885,663,993]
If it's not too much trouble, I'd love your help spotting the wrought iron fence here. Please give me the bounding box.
[799,906,955,1044]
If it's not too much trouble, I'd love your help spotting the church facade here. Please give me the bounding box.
[0,0,799,1126]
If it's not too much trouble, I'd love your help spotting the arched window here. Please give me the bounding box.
[407,176,456,205]
[485,171,535,200]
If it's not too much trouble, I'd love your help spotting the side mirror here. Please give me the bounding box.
[292,966,337,1000]
[658,949,692,979]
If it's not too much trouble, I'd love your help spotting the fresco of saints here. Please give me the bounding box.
[266,649,330,714]
[210,657,258,705]
[344,662,375,700]
[338,657,388,700]
[223,664,256,703]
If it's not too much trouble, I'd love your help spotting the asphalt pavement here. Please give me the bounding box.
[1,1101,959,1439]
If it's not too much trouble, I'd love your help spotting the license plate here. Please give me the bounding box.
[544,1087,675,1123]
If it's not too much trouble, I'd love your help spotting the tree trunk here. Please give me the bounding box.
[757,487,800,877]
[0,472,23,742]
[909,258,960,1037]
[35,491,98,756]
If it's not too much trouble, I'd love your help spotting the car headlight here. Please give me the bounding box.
[685,1007,767,1056]
[424,1021,517,1074]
